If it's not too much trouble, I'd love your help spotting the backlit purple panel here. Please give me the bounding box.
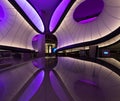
[15,0,45,32]
[32,34,45,50]
[49,0,71,32]
[73,0,104,23]
[18,70,45,101]
[80,17,97,24]
[0,5,4,21]
[32,34,39,41]
[0,83,4,101]
[32,34,39,50]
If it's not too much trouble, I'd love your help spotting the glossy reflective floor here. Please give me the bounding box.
[0,57,120,101]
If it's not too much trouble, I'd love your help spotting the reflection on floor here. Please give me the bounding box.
[0,57,120,101]
[98,58,120,69]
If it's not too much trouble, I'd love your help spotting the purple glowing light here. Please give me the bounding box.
[32,34,39,50]
[73,0,104,23]
[32,34,39,41]
[80,17,97,24]
[49,0,71,32]
[32,58,45,69]
[28,0,60,11]
[80,79,97,86]
[0,5,5,21]
[15,0,45,32]
[18,70,45,101]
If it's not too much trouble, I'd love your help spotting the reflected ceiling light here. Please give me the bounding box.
[49,0,71,32]
[32,34,40,50]
[79,79,97,86]
[18,70,45,101]
[32,58,45,69]
[79,17,97,24]
[8,0,45,33]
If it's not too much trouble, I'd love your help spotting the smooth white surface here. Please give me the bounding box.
[16,0,45,33]
[0,0,38,50]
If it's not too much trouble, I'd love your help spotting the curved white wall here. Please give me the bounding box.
[0,0,38,50]
[54,0,120,49]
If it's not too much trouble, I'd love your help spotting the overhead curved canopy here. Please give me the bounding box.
[54,0,120,49]
[8,0,72,34]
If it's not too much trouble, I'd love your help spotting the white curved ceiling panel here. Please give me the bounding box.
[0,0,37,50]
[99,34,120,48]
[54,0,120,49]
[15,0,45,33]
[49,0,71,32]
[55,57,120,101]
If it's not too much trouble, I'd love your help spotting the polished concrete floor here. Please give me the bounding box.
[0,57,120,101]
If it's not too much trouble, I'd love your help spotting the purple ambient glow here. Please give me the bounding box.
[0,5,5,21]
[74,79,101,100]
[32,34,39,50]
[18,70,45,101]
[32,34,45,50]
[73,0,104,23]
[0,83,4,101]
[80,17,97,24]
[80,79,97,86]
[49,71,69,101]
[32,34,39,41]
[32,58,45,69]
[49,0,71,32]
[15,0,45,32]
